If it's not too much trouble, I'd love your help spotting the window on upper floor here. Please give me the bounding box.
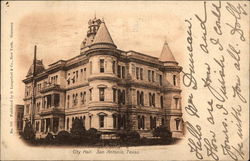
[140,68,143,80]
[99,88,105,101]
[67,73,70,85]
[26,104,30,114]
[84,68,87,80]
[136,67,139,80]
[89,89,92,101]
[173,75,177,86]
[137,91,140,105]
[160,96,164,109]
[117,65,121,78]
[159,75,163,86]
[174,98,179,109]
[67,95,70,108]
[152,71,155,82]
[140,91,144,106]
[122,66,125,78]
[112,61,116,74]
[148,70,151,82]
[100,59,105,73]
[113,88,117,102]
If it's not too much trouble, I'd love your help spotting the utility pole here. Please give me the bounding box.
[31,45,37,127]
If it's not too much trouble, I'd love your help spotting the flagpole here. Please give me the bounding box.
[31,45,37,126]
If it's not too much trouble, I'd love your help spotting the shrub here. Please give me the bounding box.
[45,133,54,143]
[117,130,140,141]
[22,121,35,141]
[56,131,70,143]
[86,128,101,140]
[153,125,172,139]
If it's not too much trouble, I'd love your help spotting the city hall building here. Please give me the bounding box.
[22,17,183,138]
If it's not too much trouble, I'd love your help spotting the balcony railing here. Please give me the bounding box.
[40,83,62,93]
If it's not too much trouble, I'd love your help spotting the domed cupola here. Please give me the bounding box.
[90,21,117,49]
[26,60,45,77]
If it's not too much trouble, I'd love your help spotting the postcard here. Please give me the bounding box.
[1,1,249,160]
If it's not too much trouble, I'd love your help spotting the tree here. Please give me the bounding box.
[22,120,35,141]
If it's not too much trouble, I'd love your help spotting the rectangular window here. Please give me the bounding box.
[152,93,155,107]
[148,70,151,82]
[76,71,78,81]
[117,65,121,78]
[118,89,121,104]
[152,71,155,82]
[160,96,164,109]
[140,68,143,80]
[137,91,140,105]
[136,67,139,80]
[113,115,117,128]
[84,68,86,80]
[99,88,105,101]
[112,61,116,74]
[99,115,104,128]
[173,75,177,86]
[100,59,104,73]
[140,92,144,106]
[89,89,92,101]
[122,66,125,78]
[174,98,179,109]
[122,90,125,105]
[113,88,117,102]
[159,75,162,86]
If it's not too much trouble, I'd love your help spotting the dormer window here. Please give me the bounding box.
[100,59,104,73]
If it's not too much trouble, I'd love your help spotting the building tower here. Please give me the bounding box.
[159,41,183,137]
[85,20,120,133]
[80,17,102,53]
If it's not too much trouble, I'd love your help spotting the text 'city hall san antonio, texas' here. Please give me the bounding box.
[22,17,184,138]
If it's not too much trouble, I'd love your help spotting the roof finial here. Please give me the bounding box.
[164,36,168,45]
[102,17,105,23]
[94,11,96,19]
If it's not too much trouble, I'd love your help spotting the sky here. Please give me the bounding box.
[3,1,202,104]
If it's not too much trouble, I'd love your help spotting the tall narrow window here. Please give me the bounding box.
[160,96,164,109]
[159,75,162,86]
[138,116,141,129]
[173,75,177,86]
[89,89,92,101]
[100,59,104,73]
[136,67,139,80]
[99,88,105,101]
[112,61,116,74]
[137,91,140,105]
[99,115,105,128]
[140,68,143,80]
[117,65,121,78]
[122,90,125,104]
[118,89,121,104]
[113,115,117,128]
[89,116,92,128]
[152,71,155,82]
[148,70,151,82]
[174,98,179,109]
[67,118,69,130]
[122,66,125,78]
[152,93,155,107]
[140,91,144,106]
[175,118,181,130]
[84,68,86,80]
[113,88,117,102]
[149,93,152,106]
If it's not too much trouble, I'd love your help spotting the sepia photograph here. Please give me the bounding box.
[1,1,249,160]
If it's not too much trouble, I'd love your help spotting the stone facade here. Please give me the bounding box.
[22,17,183,138]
